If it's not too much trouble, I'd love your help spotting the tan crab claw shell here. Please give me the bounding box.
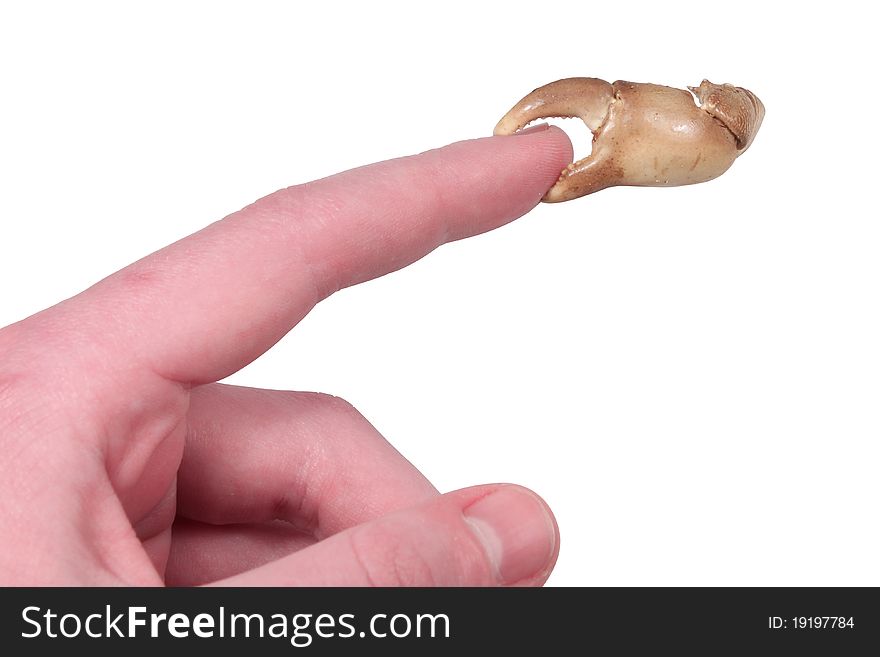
[493,77,616,135]
[494,77,765,203]
[688,80,765,152]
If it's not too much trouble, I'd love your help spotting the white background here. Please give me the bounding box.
[1,2,877,585]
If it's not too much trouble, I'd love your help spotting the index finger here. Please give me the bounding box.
[52,126,572,384]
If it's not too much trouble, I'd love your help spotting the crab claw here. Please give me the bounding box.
[494,77,765,203]
[493,77,616,136]
[688,80,765,153]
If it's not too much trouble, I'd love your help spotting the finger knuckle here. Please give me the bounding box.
[348,514,494,587]
[349,524,439,587]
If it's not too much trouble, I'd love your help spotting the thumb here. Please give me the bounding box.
[211,484,559,586]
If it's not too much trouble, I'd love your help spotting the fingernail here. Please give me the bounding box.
[464,486,556,584]
[513,122,550,136]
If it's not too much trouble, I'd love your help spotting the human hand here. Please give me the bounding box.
[0,126,572,586]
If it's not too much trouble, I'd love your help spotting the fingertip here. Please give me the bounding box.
[538,125,576,192]
[500,123,573,170]
[462,484,559,586]
[486,125,573,206]
[530,123,576,169]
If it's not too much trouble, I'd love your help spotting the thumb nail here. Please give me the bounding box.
[464,486,556,584]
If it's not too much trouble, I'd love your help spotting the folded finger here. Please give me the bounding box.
[166,518,316,586]
[175,383,438,535]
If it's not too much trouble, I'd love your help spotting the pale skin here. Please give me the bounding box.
[0,125,572,586]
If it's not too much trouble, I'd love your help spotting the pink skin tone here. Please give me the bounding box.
[0,126,572,586]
